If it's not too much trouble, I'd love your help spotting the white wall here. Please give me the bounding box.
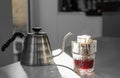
[0,0,13,67]
[33,0,102,49]
[56,14,102,48]
[102,12,120,37]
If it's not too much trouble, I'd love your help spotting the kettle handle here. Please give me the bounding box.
[53,32,73,57]
[1,32,24,51]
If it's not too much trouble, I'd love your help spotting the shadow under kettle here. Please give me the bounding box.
[1,27,73,66]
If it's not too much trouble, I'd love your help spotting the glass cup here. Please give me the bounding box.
[71,40,97,75]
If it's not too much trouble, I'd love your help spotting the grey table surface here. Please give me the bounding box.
[0,37,120,78]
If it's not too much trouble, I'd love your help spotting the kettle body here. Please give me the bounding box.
[21,31,54,66]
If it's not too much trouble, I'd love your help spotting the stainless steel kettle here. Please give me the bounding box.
[1,27,73,66]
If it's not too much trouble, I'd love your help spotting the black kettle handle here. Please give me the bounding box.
[1,32,24,52]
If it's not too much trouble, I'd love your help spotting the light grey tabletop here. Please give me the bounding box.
[0,49,80,78]
[0,37,120,78]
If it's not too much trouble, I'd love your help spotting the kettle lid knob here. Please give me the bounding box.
[32,27,42,33]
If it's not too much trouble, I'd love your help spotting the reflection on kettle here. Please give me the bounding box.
[1,27,73,66]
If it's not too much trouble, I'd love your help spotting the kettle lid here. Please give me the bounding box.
[28,27,46,35]
[32,27,42,33]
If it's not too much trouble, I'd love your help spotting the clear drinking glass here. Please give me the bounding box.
[71,39,97,75]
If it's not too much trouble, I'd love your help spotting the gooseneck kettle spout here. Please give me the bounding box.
[53,32,73,57]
